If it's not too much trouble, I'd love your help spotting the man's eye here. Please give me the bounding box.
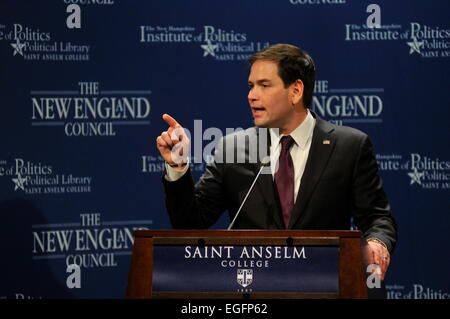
[262,84,269,88]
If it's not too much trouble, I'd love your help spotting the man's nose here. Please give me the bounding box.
[248,87,258,102]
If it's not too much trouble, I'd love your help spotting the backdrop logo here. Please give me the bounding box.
[407,23,450,57]
[0,158,92,195]
[141,154,207,174]
[200,25,270,61]
[311,80,384,126]
[140,25,196,43]
[344,22,450,58]
[377,153,450,190]
[32,213,152,269]
[0,23,90,61]
[387,284,450,299]
[139,25,270,61]
[30,81,151,137]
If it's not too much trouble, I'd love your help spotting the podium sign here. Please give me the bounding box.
[126,230,367,299]
[152,245,339,293]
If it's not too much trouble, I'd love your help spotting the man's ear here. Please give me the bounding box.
[291,79,304,105]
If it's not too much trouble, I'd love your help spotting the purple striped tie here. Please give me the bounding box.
[275,135,295,228]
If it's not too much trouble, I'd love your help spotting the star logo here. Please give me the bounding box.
[10,38,26,56]
[407,167,424,185]
[200,40,218,57]
[406,36,424,55]
[12,173,28,191]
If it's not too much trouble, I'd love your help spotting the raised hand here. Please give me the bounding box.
[156,114,190,167]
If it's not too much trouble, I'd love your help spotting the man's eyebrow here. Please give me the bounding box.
[248,79,272,84]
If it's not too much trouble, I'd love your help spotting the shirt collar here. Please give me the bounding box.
[269,110,316,150]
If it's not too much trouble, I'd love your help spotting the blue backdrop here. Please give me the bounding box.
[0,0,449,299]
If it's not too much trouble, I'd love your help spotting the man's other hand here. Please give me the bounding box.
[363,239,390,281]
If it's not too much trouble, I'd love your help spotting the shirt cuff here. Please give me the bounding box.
[164,162,189,181]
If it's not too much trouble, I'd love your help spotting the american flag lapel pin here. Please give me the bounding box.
[323,139,331,145]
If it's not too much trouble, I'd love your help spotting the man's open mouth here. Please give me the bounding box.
[251,106,265,111]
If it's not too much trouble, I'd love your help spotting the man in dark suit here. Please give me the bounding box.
[156,44,397,282]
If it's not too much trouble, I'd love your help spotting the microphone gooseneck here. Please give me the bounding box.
[227,156,271,230]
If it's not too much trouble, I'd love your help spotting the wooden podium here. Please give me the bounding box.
[126,230,367,299]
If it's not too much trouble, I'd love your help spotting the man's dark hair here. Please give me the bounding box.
[247,44,316,108]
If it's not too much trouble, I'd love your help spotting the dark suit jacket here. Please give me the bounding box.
[163,112,397,253]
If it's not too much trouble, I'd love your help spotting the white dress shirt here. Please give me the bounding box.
[269,110,316,203]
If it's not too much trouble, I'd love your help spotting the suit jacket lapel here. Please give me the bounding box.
[288,117,336,228]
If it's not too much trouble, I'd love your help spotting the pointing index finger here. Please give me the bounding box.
[162,113,181,128]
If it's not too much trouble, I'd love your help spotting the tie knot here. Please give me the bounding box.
[280,135,295,152]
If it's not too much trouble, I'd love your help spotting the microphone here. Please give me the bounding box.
[227,156,271,230]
